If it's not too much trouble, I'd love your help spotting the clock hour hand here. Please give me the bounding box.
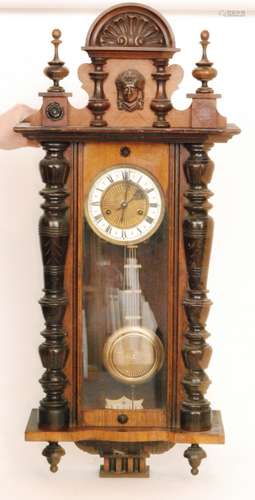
[116,188,144,211]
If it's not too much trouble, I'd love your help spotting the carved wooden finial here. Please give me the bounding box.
[192,30,217,93]
[184,444,207,475]
[42,442,66,473]
[44,29,69,92]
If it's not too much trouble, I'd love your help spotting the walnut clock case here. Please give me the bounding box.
[15,3,240,477]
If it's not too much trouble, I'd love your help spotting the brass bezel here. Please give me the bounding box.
[102,325,165,385]
[84,164,165,246]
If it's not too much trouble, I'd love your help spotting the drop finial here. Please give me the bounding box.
[192,30,217,93]
[44,29,69,92]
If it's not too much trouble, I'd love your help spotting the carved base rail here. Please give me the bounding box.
[38,141,70,429]
[100,453,149,478]
[180,143,214,431]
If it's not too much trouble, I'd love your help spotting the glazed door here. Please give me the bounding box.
[75,142,179,428]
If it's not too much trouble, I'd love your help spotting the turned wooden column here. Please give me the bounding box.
[88,57,110,127]
[180,143,214,431]
[38,141,70,429]
[151,59,172,128]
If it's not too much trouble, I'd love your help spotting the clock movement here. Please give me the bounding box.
[14,3,240,477]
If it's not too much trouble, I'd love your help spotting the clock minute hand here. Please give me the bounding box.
[124,180,130,201]
[119,181,130,222]
[116,181,130,206]
[120,209,125,223]
[119,188,145,222]
[116,182,130,212]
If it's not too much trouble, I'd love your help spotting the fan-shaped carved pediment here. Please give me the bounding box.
[86,4,175,49]
[99,13,165,47]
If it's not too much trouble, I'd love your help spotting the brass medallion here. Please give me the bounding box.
[103,326,164,385]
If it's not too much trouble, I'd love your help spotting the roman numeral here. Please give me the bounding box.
[107,175,114,183]
[96,187,103,192]
[94,214,103,223]
[149,203,158,208]
[137,227,142,234]
[145,216,154,224]
[146,188,154,194]
[122,170,129,181]
[91,201,100,206]
[106,225,112,234]
[121,230,127,239]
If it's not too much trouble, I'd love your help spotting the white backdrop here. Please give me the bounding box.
[0,0,254,12]
[0,3,254,500]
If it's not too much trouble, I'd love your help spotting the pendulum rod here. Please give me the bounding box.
[123,245,142,328]
[123,244,142,408]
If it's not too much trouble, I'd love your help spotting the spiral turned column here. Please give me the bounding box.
[180,143,214,431]
[38,141,70,429]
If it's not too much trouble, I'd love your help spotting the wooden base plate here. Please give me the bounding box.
[25,409,225,445]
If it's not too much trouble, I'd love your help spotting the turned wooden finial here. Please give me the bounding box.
[44,29,69,92]
[192,30,217,93]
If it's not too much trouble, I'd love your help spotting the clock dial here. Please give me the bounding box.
[85,165,165,245]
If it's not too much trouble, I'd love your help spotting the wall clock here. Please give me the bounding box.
[14,3,240,477]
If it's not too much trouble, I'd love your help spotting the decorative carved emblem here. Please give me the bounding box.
[116,69,145,112]
[105,395,144,410]
[99,13,165,47]
[46,101,64,121]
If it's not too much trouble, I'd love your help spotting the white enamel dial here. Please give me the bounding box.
[85,165,165,245]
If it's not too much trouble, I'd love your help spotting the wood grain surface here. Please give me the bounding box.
[25,409,225,445]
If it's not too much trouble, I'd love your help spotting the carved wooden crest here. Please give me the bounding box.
[85,4,176,49]
[24,5,228,131]
[98,13,165,47]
